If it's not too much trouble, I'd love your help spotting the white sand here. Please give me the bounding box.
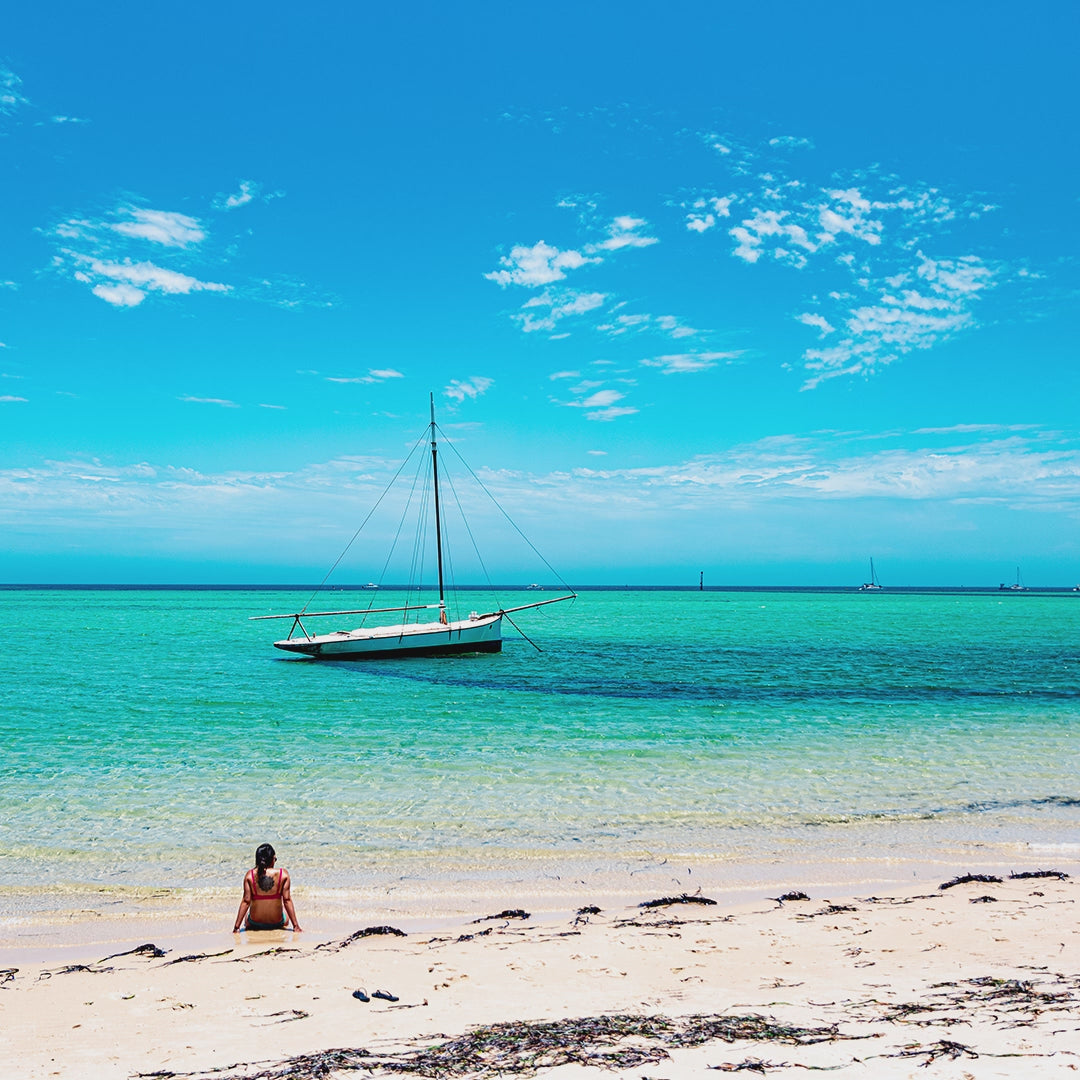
[2,871,1078,1078]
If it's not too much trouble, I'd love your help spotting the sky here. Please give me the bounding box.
[1,0,1078,585]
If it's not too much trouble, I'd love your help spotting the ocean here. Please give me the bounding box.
[1,586,1078,913]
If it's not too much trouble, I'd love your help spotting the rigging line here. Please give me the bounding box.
[403,455,431,624]
[441,464,499,611]
[437,423,574,594]
[384,446,429,627]
[302,428,429,613]
[503,611,542,653]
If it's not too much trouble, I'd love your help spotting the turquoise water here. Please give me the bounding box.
[1,588,1078,893]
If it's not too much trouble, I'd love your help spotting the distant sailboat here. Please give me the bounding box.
[1000,567,1027,592]
[858,558,883,591]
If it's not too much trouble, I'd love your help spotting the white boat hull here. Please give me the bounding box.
[274,614,502,659]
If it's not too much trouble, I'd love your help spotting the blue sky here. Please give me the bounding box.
[2,1,1078,585]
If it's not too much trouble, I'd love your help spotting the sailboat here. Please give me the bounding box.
[1000,567,1027,592]
[252,395,576,659]
[858,558,883,591]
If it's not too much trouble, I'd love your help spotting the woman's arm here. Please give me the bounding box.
[282,869,302,931]
[232,873,252,932]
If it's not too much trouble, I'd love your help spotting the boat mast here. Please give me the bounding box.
[429,393,446,610]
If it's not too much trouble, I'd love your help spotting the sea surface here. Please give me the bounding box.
[1,587,1078,909]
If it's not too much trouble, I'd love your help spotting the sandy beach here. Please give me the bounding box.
[3,867,1078,1079]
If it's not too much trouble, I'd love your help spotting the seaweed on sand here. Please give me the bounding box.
[639,893,717,909]
[938,873,1002,890]
[1009,869,1069,881]
[135,1012,850,1080]
[99,943,167,962]
[161,949,232,966]
[316,926,407,952]
[473,909,530,922]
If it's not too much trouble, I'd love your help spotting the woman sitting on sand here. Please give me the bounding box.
[232,843,302,932]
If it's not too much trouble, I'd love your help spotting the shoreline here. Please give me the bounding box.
[3,867,1077,1079]
[3,842,1072,964]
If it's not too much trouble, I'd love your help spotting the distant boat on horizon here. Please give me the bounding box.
[1000,566,1028,592]
[858,558,883,591]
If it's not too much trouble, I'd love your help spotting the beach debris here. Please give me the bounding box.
[133,1012,852,1079]
[639,893,717,909]
[938,873,1002,890]
[99,943,167,963]
[473,908,530,922]
[372,989,399,1002]
[970,895,998,903]
[161,950,233,966]
[1009,869,1068,881]
[769,891,810,904]
[797,904,857,920]
[453,927,493,943]
[709,1060,781,1074]
[315,925,407,952]
[229,948,301,961]
[37,963,114,979]
[0,968,17,987]
[352,989,370,1002]
[576,905,601,915]
[888,1038,978,1064]
[263,1008,309,1024]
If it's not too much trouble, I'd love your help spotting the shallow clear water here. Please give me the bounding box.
[1,587,1078,891]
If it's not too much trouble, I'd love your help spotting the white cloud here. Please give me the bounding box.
[64,252,230,306]
[685,157,1001,386]
[586,406,638,421]
[487,210,661,335]
[109,208,204,247]
[214,180,260,211]
[549,370,581,380]
[92,283,145,307]
[259,403,286,410]
[797,312,835,334]
[514,289,606,333]
[50,203,236,308]
[641,351,740,374]
[327,368,404,385]
[769,135,814,149]
[485,241,598,287]
[445,376,494,402]
[0,395,27,403]
[0,67,28,115]
[591,215,658,251]
[597,312,698,340]
[180,396,240,407]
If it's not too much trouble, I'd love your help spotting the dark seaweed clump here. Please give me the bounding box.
[939,874,1002,890]
[639,893,717,909]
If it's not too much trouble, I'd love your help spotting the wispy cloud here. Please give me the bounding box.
[108,208,205,247]
[559,383,639,422]
[0,395,27,403]
[50,205,231,307]
[0,66,29,115]
[768,135,814,150]
[641,351,741,374]
[179,395,240,407]
[214,180,259,210]
[486,207,661,337]
[515,289,606,333]
[327,368,404,385]
[445,376,493,402]
[485,241,599,287]
[683,157,1002,386]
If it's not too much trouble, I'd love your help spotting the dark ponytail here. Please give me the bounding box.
[255,843,275,892]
